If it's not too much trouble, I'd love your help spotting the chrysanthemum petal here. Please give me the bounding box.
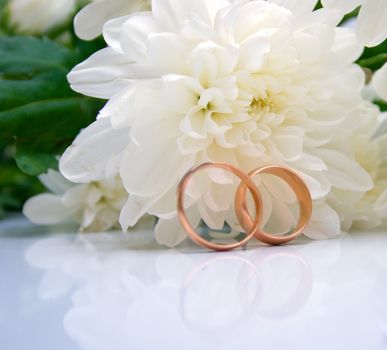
[74,0,150,41]
[304,202,341,239]
[23,194,73,225]
[372,63,387,102]
[357,0,387,47]
[155,208,201,247]
[60,118,129,183]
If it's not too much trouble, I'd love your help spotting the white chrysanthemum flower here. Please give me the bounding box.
[7,0,76,34]
[322,0,387,47]
[23,170,127,232]
[328,114,387,230]
[61,0,380,246]
[327,0,387,108]
[74,0,151,40]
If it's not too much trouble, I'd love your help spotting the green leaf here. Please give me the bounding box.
[340,7,360,25]
[15,149,58,176]
[357,53,387,72]
[0,35,105,175]
[374,100,387,112]
[0,35,77,73]
[357,39,387,72]
[0,145,45,217]
[0,0,11,34]
[0,193,20,210]
[0,0,7,15]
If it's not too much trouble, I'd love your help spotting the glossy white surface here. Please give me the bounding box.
[1,216,387,350]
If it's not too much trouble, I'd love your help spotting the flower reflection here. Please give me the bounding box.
[247,247,314,320]
[180,247,313,331]
[180,254,261,332]
[24,231,341,350]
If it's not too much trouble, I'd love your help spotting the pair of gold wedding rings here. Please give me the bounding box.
[177,163,313,251]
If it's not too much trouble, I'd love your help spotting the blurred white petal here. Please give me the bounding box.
[155,208,201,247]
[9,0,75,34]
[357,0,387,47]
[74,0,150,41]
[304,203,341,239]
[60,118,128,183]
[372,63,387,102]
[23,194,73,225]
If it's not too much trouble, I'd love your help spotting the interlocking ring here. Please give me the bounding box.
[177,162,313,251]
[235,165,312,245]
[177,162,263,251]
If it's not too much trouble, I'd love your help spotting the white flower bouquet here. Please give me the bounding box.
[1,0,387,247]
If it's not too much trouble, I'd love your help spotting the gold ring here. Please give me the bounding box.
[177,162,263,251]
[235,165,312,245]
